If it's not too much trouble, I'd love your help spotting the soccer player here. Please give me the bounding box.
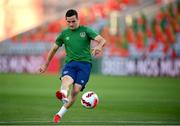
[38,9,106,123]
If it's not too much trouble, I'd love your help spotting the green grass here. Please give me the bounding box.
[0,73,180,125]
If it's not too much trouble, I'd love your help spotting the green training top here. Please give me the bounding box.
[55,26,98,63]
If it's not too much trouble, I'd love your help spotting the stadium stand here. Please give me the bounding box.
[0,0,180,74]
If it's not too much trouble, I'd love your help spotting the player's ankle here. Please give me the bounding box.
[62,97,69,104]
[57,106,68,117]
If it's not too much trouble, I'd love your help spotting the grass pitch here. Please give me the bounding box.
[0,73,180,125]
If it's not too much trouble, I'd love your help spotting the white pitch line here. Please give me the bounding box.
[0,120,180,125]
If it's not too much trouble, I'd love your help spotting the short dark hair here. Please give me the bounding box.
[65,9,78,19]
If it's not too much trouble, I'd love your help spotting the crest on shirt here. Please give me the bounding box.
[80,32,86,38]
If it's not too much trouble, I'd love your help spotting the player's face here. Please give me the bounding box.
[66,15,79,30]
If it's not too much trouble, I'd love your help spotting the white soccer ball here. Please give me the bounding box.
[81,91,99,109]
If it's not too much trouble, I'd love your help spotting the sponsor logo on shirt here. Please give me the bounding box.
[66,37,70,40]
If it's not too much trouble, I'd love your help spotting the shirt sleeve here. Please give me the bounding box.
[55,32,64,46]
[86,27,99,40]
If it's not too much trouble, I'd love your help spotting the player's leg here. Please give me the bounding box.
[56,75,74,103]
[64,84,82,109]
[54,84,82,123]
[54,62,76,123]
[54,75,74,123]
[56,61,76,103]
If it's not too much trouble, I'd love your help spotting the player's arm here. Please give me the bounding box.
[39,43,59,73]
[92,35,106,56]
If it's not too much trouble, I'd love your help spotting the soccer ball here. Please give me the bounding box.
[81,91,99,109]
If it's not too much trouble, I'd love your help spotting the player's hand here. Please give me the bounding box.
[92,46,102,56]
[38,64,48,74]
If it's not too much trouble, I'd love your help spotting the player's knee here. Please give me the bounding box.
[61,75,74,85]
